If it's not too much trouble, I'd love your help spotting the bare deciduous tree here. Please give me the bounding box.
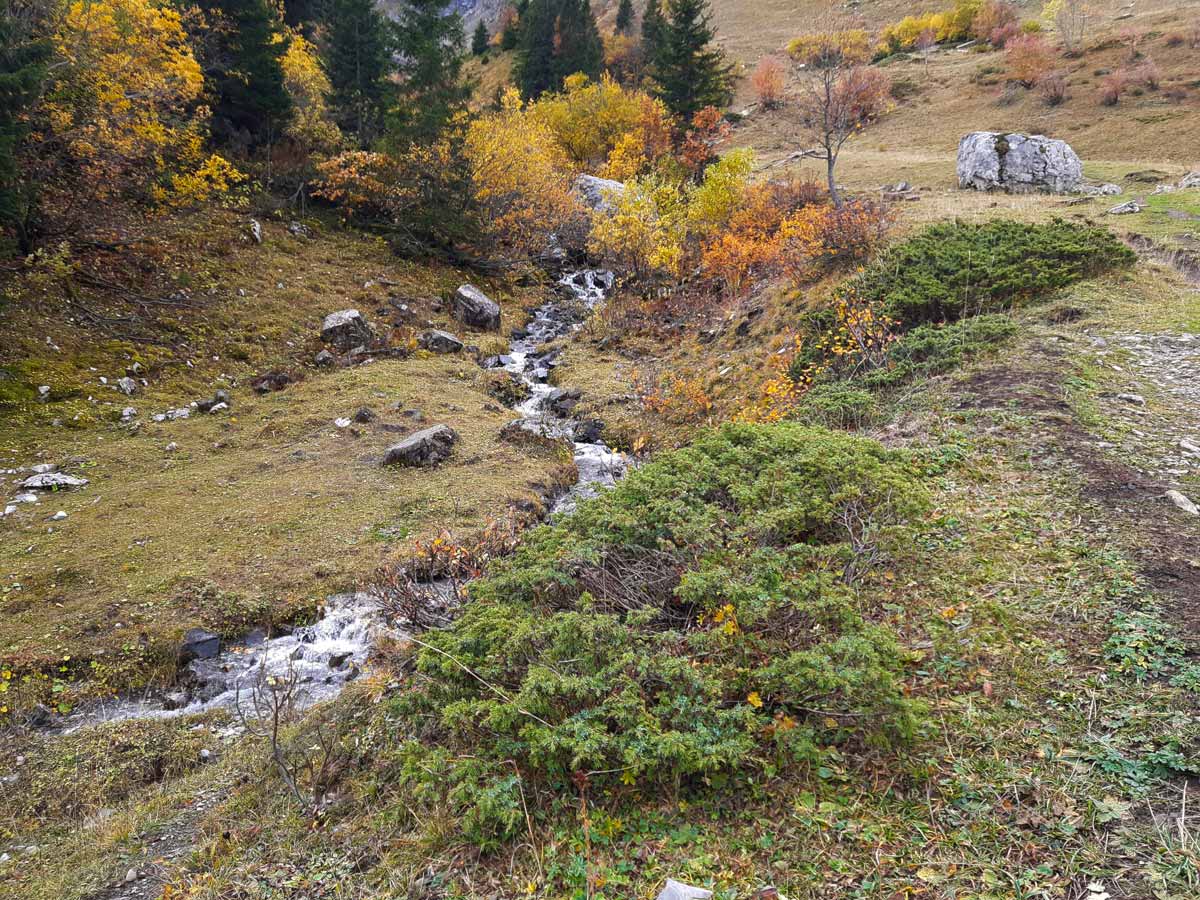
[789,23,891,208]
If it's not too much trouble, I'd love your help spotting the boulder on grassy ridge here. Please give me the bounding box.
[321,309,373,351]
[957,132,1083,194]
[383,425,459,467]
[452,285,501,332]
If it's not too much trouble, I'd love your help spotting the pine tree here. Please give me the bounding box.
[641,0,663,59]
[0,1,51,252]
[615,0,634,34]
[390,0,473,147]
[472,20,490,55]
[650,0,733,120]
[515,0,602,98]
[198,0,294,150]
[324,0,396,147]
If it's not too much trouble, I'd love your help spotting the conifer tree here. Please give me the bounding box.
[515,0,602,98]
[650,0,732,120]
[615,0,635,34]
[390,0,473,147]
[0,1,50,251]
[472,20,490,55]
[324,0,396,147]
[198,0,294,149]
[641,0,663,59]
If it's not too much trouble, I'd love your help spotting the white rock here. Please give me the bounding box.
[31,463,57,474]
[957,132,1083,194]
[121,406,137,420]
[50,511,66,521]
[1166,490,1199,516]
[21,472,88,490]
[115,376,138,396]
[248,219,263,244]
[657,880,713,900]
[1117,393,1145,405]
[2,505,15,517]
[1108,200,1142,215]
[334,417,352,429]
[166,442,179,452]
[573,174,627,214]
[13,493,38,504]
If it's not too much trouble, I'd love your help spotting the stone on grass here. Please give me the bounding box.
[21,472,88,490]
[419,330,464,353]
[1117,392,1145,405]
[314,349,335,367]
[383,425,459,467]
[452,285,501,331]
[115,377,138,396]
[1166,490,1199,516]
[1180,172,1200,190]
[321,309,373,352]
[957,132,1083,194]
[656,880,713,900]
[1108,200,1142,215]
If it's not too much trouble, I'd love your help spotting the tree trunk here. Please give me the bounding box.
[827,154,842,209]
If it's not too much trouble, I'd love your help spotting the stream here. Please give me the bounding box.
[54,268,624,733]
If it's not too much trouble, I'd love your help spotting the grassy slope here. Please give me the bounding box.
[0,212,571,706]
[4,3,1200,897]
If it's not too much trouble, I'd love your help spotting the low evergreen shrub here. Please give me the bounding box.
[385,423,929,848]
[852,219,1135,328]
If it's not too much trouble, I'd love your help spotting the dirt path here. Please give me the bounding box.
[963,327,1200,641]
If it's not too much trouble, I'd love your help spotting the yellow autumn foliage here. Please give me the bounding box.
[44,0,229,204]
[465,89,578,253]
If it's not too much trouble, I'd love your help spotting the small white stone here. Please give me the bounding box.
[2,505,16,517]
[50,511,66,521]
[1180,439,1200,456]
[1166,490,1200,516]
[1117,393,1145,405]
[165,442,179,452]
[334,417,351,429]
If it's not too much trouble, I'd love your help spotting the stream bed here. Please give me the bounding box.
[53,268,623,733]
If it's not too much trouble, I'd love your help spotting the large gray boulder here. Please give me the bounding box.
[452,285,501,332]
[573,174,626,214]
[957,132,1083,194]
[321,309,373,351]
[383,425,459,467]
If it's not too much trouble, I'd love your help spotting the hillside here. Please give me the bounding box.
[2,0,1200,899]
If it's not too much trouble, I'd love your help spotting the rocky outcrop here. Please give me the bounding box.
[419,330,465,353]
[573,174,626,214]
[321,309,373,351]
[383,425,459,466]
[452,285,501,331]
[957,132,1083,194]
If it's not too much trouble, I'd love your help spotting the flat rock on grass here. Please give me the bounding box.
[21,472,88,490]
[383,425,459,467]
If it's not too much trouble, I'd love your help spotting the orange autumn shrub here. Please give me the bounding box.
[751,56,787,109]
[700,176,827,296]
[778,199,891,281]
[1005,34,1055,87]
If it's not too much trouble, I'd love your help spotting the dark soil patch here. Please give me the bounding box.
[960,341,1200,642]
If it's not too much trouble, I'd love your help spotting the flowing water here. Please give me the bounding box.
[54,269,622,732]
